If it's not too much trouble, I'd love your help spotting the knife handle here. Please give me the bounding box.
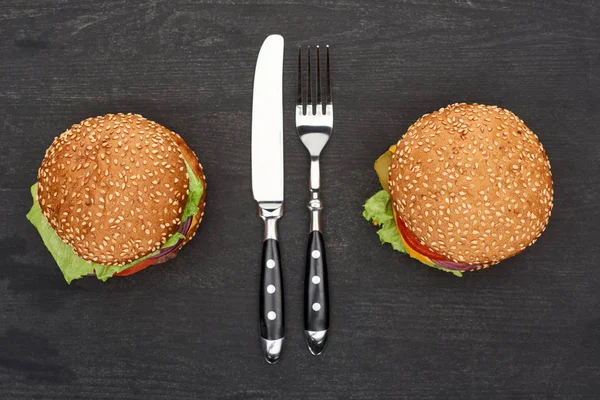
[304,230,329,355]
[259,210,284,364]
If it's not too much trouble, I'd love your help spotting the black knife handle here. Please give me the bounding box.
[304,231,329,333]
[260,238,284,341]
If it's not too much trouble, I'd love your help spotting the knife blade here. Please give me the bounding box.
[251,34,285,364]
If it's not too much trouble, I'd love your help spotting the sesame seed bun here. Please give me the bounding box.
[389,103,553,266]
[37,113,205,266]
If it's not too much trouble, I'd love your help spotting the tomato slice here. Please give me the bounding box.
[398,231,437,267]
[395,215,449,261]
[114,257,158,277]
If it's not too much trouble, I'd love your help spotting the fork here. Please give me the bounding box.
[296,45,333,355]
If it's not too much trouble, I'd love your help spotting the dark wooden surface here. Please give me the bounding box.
[1,1,599,398]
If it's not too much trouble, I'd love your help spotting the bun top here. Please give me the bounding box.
[389,103,553,265]
[37,113,190,266]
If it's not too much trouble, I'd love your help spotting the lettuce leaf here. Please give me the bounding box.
[362,190,406,253]
[162,232,186,248]
[362,190,463,277]
[181,161,203,221]
[376,222,407,253]
[26,160,204,283]
[362,189,395,225]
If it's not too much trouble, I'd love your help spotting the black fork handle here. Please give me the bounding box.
[304,231,329,339]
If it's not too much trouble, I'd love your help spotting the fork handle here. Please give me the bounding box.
[304,229,329,355]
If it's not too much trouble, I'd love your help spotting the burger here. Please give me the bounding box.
[363,103,553,276]
[26,113,206,283]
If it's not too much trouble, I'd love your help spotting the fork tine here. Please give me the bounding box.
[307,46,313,115]
[326,45,332,105]
[297,47,302,108]
[316,46,322,113]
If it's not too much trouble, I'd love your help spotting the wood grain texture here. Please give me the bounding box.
[0,0,599,398]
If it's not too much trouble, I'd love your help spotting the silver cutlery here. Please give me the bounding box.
[252,34,285,364]
[296,45,333,355]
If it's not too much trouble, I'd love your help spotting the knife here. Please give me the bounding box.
[251,34,285,364]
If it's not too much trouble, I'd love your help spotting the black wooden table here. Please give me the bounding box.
[1,1,598,398]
